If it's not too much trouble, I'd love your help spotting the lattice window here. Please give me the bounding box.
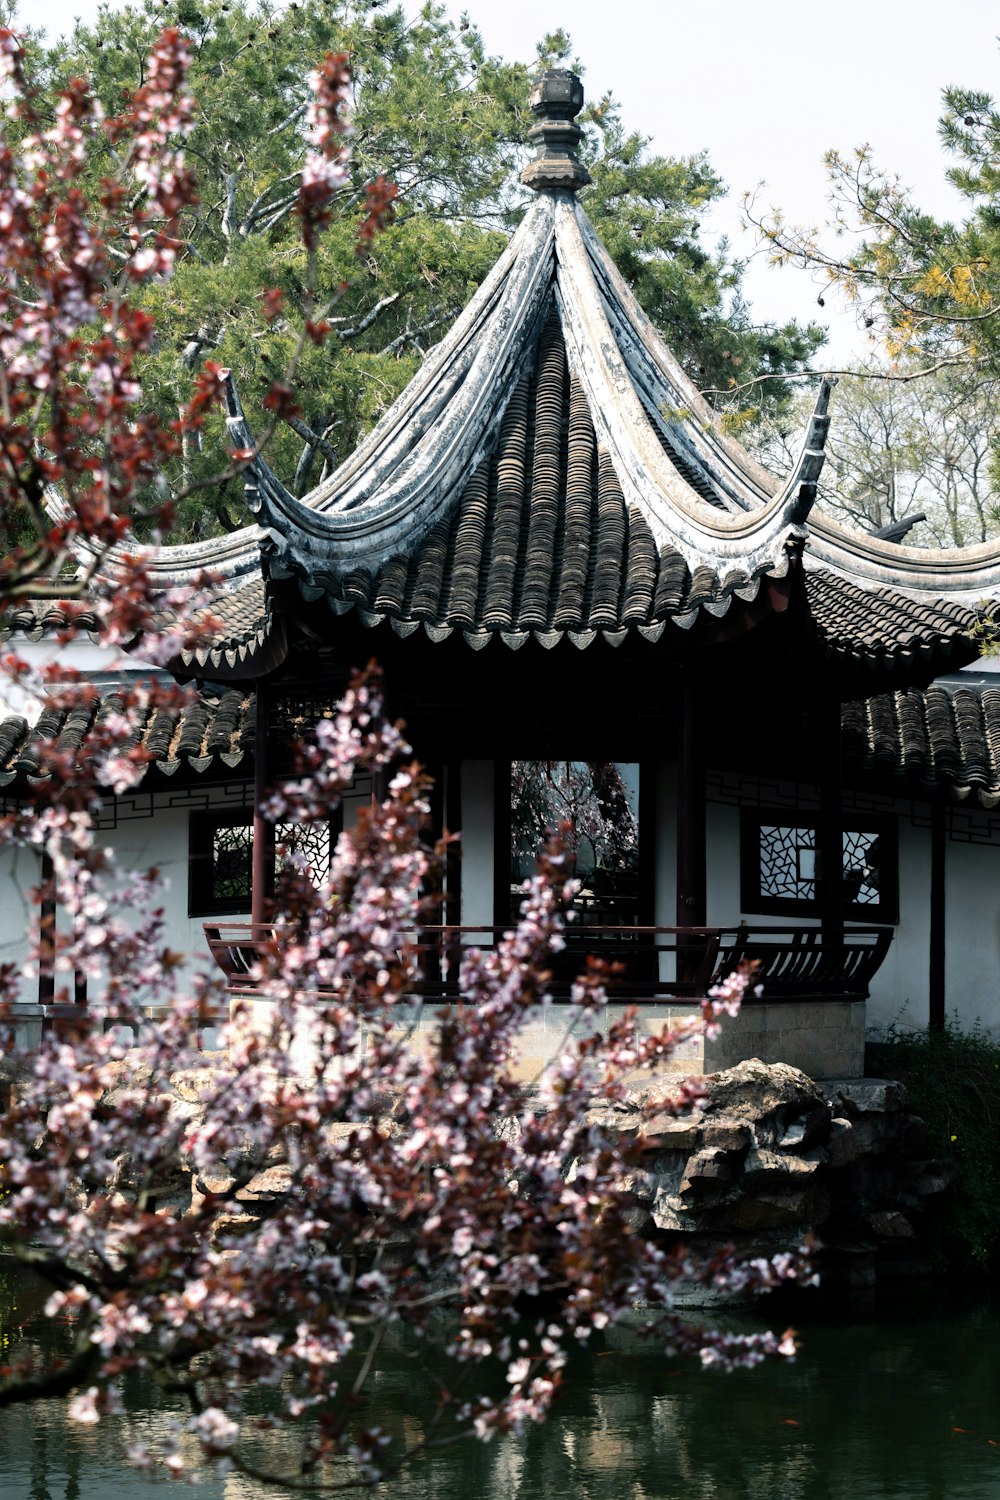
[189,812,334,916]
[276,820,333,884]
[190,811,253,917]
[211,820,253,905]
[843,828,882,907]
[741,811,897,922]
[758,823,816,903]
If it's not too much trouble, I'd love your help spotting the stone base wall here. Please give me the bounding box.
[6,993,869,1085]
[239,995,868,1083]
[702,1001,866,1080]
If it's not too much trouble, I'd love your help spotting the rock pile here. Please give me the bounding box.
[2,1051,954,1290]
[593,1059,953,1287]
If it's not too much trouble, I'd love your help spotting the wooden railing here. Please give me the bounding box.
[204,922,894,1004]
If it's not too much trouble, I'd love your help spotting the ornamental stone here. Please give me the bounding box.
[520,68,592,194]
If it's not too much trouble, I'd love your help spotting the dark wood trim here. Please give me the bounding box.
[929,799,946,1032]
[38,850,54,1007]
[493,758,512,929]
[207,920,894,1004]
[189,808,252,918]
[819,697,844,943]
[676,677,706,926]
[251,680,275,928]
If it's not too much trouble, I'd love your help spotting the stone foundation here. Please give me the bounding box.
[241,995,868,1083]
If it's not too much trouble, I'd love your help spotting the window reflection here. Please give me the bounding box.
[510,761,640,924]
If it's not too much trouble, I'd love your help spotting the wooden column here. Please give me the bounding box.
[73,908,88,1010]
[38,850,55,1008]
[929,800,946,1032]
[676,677,706,928]
[251,680,276,929]
[819,698,844,942]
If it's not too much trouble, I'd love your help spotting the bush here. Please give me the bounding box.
[867,1020,1000,1273]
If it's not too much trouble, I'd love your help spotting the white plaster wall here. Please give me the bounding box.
[705,801,740,928]
[0,634,142,720]
[653,761,676,983]
[653,761,676,929]
[943,834,1000,1036]
[865,814,930,1035]
[0,786,252,1016]
[0,840,42,984]
[94,807,242,987]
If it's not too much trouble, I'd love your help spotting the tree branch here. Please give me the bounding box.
[284,412,338,466]
[332,292,399,341]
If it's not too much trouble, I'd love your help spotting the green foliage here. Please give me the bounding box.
[22,1,822,538]
[752,46,1000,388]
[867,1020,1000,1273]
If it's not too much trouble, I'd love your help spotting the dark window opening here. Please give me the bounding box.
[509,760,642,926]
[189,812,335,918]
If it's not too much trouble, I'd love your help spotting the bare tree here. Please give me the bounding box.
[749,369,1000,545]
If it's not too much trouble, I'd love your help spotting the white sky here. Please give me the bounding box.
[18,0,1000,364]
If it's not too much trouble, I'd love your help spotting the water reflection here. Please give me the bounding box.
[3,1257,1000,1500]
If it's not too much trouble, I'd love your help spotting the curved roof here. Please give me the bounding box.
[232,194,830,594]
[843,680,1000,808]
[30,72,1000,678]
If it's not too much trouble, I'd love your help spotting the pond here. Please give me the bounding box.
[2,1259,999,1499]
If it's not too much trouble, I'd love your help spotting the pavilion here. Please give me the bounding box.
[5,71,1000,1076]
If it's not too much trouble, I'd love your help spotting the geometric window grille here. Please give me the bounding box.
[758,823,816,902]
[211,820,252,905]
[842,828,881,907]
[189,811,252,916]
[276,820,333,885]
[189,812,334,917]
[741,810,897,922]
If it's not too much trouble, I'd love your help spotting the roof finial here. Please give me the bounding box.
[520,69,591,194]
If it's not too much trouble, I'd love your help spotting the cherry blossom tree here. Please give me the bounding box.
[0,27,812,1490]
[0,667,807,1488]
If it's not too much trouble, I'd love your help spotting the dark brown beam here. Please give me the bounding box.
[929,800,946,1032]
[38,850,55,1008]
[676,677,706,927]
[251,680,275,929]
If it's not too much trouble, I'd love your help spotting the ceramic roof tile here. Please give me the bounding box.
[5,577,269,668]
[305,317,783,643]
[0,690,255,789]
[807,570,978,671]
[843,682,1000,805]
